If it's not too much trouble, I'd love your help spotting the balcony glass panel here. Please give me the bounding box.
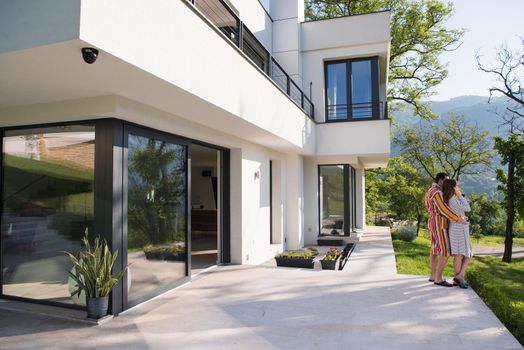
[326,63,348,120]
[351,60,373,119]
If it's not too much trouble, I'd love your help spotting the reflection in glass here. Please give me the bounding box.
[326,62,348,120]
[1,126,95,303]
[351,60,373,118]
[319,166,345,235]
[127,134,187,303]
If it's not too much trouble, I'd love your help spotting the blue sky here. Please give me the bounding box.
[430,0,524,101]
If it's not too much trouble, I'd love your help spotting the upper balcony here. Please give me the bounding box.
[0,0,316,154]
[186,0,315,119]
[301,11,391,125]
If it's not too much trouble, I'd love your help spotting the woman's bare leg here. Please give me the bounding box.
[458,257,471,280]
[453,255,463,278]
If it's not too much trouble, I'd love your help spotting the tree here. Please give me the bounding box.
[477,41,524,129]
[468,193,505,236]
[381,157,430,233]
[478,41,524,262]
[305,0,464,118]
[493,134,524,262]
[395,115,493,181]
[366,157,430,232]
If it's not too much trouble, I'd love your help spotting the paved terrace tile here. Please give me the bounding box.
[0,227,522,350]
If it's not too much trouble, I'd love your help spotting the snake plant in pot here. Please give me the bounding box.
[64,234,127,319]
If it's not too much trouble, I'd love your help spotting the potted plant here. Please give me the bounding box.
[320,247,342,270]
[64,234,127,319]
[144,243,186,261]
[275,247,318,268]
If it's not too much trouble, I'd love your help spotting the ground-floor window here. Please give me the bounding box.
[318,164,357,236]
[0,119,229,314]
[1,125,95,304]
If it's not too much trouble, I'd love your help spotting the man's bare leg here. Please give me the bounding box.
[435,255,449,283]
[430,254,438,281]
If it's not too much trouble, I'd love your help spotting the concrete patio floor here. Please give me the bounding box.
[0,227,522,349]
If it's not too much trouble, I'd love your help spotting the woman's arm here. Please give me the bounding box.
[457,195,471,212]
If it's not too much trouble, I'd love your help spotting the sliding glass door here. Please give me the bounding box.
[318,164,356,236]
[124,126,189,307]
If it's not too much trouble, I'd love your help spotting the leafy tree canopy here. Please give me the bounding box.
[494,133,524,218]
[394,115,493,181]
[305,0,464,118]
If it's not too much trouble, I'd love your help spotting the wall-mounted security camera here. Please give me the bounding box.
[81,47,99,64]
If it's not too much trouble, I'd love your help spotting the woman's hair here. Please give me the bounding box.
[442,179,457,204]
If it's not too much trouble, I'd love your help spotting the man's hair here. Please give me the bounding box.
[435,172,449,183]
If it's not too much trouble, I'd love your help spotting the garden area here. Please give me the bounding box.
[392,229,524,346]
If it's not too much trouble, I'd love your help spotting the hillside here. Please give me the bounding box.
[391,95,515,197]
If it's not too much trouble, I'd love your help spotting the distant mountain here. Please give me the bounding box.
[391,95,516,197]
[393,95,511,136]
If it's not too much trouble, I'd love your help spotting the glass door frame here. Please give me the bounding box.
[317,164,356,236]
[122,124,192,310]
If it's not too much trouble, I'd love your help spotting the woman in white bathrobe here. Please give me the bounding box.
[442,179,472,289]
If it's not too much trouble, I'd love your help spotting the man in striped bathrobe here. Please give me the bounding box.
[425,173,467,286]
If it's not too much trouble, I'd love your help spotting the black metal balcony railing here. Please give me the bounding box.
[326,101,388,122]
[186,0,315,120]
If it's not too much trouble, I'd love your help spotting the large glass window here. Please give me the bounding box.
[326,62,348,120]
[325,57,379,121]
[319,164,357,236]
[319,166,345,235]
[1,125,95,304]
[126,132,187,305]
[351,60,373,119]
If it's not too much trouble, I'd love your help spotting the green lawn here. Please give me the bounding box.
[418,228,524,247]
[392,234,524,345]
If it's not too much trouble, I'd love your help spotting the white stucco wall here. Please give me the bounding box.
[0,0,80,53]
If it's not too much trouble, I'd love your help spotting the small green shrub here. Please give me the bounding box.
[391,222,417,242]
[277,248,318,259]
[144,244,185,255]
[467,265,524,346]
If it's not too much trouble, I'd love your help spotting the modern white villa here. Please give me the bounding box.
[0,0,391,314]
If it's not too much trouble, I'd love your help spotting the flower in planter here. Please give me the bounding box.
[323,247,342,261]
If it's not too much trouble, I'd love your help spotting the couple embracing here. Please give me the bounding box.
[425,172,473,288]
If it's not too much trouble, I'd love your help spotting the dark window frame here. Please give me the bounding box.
[324,56,379,122]
[0,119,98,311]
[0,118,231,315]
[317,164,357,237]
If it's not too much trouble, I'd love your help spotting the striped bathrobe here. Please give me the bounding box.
[448,195,473,257]
[424,184,461,256]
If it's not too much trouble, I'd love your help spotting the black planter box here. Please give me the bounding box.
[275,257,315,268]
[317,239,344,246]
[338,243,356,270]
[144,251,186,261]
[320,257,339,270]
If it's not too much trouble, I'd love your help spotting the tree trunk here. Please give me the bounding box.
[503,156,515,262]
[416,212,422,236]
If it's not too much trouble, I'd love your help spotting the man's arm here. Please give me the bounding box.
[433,192,462,222]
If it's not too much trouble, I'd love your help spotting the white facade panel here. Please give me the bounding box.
[0,0,80,53]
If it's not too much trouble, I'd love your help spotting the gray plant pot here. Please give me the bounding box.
[86,296,109,319]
